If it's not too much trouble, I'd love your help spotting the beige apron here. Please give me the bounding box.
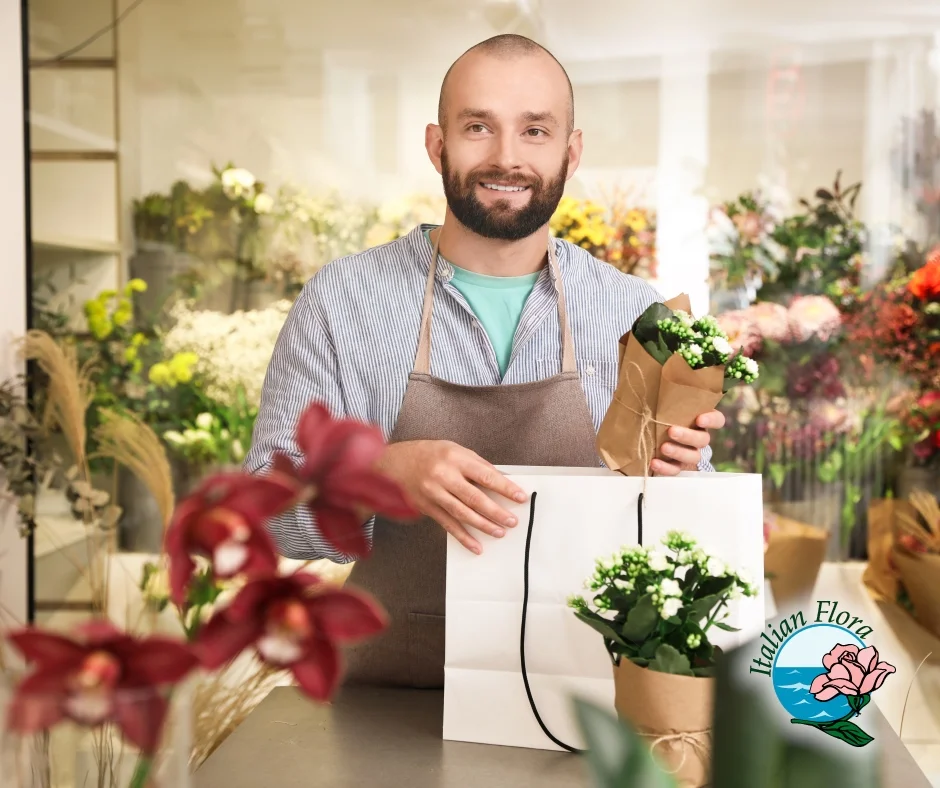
[343,231,599,688]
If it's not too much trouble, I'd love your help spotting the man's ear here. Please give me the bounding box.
[565,129,583,182]
[426,124,444,175]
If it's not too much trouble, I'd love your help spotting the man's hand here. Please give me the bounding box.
[652,410,725,477]
[375,440,528,555]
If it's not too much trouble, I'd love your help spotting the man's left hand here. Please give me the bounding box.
[651,410,725,476]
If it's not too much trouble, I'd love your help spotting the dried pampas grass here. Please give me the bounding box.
[896,488,940,553]
[20,330,95,477]
[93,409,175,531]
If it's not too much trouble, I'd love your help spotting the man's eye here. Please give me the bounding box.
[469,124,487,133]
[526,128,547,137]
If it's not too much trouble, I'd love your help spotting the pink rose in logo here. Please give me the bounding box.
[809,644,896,700]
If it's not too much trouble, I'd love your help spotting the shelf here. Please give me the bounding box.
[33,236,121,256]
[32,150,117,162]
[29,57,115,70]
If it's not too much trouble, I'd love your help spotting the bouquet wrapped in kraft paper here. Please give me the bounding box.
[598,294,759,476]
[890,489,940,639]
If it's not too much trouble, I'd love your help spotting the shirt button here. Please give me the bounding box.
[585,364,595,376]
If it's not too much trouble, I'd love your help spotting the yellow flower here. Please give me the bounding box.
[124,346,138,363]
[132,359,143,375]
[88,316,113,340]
[83,299,107,320]
[126,278,148,294]
[168,352,199,384]
[112,301,133,327]
[148,362,173,387]
[131,332,147,347]
[625,209,647,232]
[98,289,118,302]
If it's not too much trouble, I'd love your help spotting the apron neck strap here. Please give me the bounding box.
[414,230,577,376]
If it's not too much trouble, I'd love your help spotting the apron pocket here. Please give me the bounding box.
[407,612,445,689]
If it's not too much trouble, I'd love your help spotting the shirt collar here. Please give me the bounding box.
[407,223,568,284]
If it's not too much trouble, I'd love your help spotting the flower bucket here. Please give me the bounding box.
[612,657,714,788]
[893,547,940,639]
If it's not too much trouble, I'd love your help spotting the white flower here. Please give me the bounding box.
[738,570,753,587]
[744,358,759,375]
[674,310,694,327]
[195,412,214,430]
[142,566,169,606]
[674,564,692,581]
[613,578,633,593]
[706,557,725,577]
[686,343,704,356]
[661,598,682,619]
[253,192,274,214]
[221,167,256,199]
[648,550,670,572]
[231,439,245,462]
[660,578,682,597]
[711,336,733,356]
[677,549,692,564]
[163,430,185,446]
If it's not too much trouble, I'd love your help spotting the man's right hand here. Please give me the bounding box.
[375,440,528,555]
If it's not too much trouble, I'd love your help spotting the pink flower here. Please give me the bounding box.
[809,644,896,701]
[746,302,790,343]
[787,296,842,343]
[716,311,761,355]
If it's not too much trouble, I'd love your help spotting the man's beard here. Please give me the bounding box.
[440,148,567,242]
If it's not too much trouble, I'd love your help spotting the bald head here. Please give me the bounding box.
[438,34,575,136]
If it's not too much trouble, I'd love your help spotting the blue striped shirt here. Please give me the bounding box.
[245,224,714,562]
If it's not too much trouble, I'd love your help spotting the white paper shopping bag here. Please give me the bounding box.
[443,467,765,752]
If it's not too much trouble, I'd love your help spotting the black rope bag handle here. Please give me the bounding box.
[519,490,646,753]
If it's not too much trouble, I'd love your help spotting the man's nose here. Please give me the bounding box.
[491,131,523,172]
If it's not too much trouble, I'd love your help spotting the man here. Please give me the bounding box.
[245,34,725,687]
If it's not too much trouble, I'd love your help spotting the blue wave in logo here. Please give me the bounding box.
[810,710,832,720]
[788,670,802,675]
[779,682,811,691]
[795,699,811,705]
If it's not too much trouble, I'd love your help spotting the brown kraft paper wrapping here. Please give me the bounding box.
[862,499,911,602]
[892,547,940,639]
[598,294,724,476]
[764,515,828,607]
[613,657,714,788]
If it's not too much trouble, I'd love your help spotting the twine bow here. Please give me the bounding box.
[640,727,712,784]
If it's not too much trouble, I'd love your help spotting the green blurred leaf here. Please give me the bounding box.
[689,592,726,623]
[572,697,678,788]
[576,611,630,647]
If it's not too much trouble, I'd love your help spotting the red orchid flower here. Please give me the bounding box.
[6,621,197,754]
[194,571,386,701]
[274,403,418,557]
[165,472,301,605]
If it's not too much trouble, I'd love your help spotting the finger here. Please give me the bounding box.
[463,459,528,503]
[696,410,725,430]
[427,504,482,555]
[666,427,710,450]
[660,443,701,468]
[437,490,508,540]
[452,479,519,529]
[650,459,681,477]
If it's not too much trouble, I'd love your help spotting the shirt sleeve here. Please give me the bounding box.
[243,279,369,563]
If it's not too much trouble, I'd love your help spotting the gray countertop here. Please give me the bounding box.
[195,686,932,788]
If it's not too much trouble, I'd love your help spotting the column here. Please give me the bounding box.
[655,51,710,316]
[0,0,30,630]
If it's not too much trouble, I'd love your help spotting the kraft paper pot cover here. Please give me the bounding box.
[764,516,827,607]
[893,547,940,639]
[613,656,714,788]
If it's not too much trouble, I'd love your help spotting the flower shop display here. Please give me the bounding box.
[569,532,757,786]
[894,109,940,243]
[363,193,447,248]
[890,489,940,639]
[707,189,786,309]
[161,299,291,411]
[2,324,418,786]
[597,294,759,476]
[549,196,658,278]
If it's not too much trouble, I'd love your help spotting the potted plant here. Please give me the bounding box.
[568,532,757,787]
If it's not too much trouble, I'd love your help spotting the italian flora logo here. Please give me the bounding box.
[750,601,895,747]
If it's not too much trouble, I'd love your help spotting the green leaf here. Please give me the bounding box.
[648,644,693,676]
[847,694,871,715]
[575,611,629,647]
[688,592,726,623]
[639,638,662,660]
[694,576,735,599]
[572,697,679,788]
[713,621,741,632]
[692,665,716,678]
[770,462,787,489]
[622,594,660,642]
[818,720,875,748]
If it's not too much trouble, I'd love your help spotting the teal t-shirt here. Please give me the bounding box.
[424,229,538,376]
